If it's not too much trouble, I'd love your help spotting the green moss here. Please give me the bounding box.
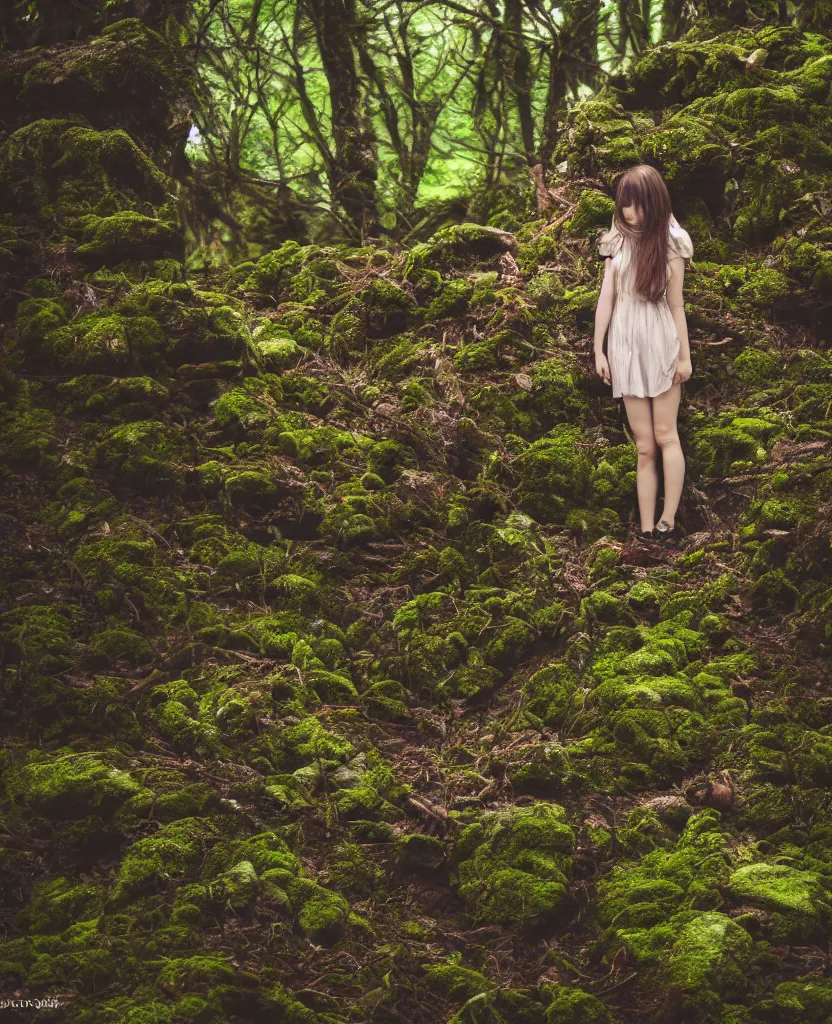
[597,810,732,959]
[75,211,182,265]
[0,604,77,674]
[431,224,518,262]
[233,241,313,298]
[423,960,496,1000]
[95,420,188,491]
[626,580,663,613]
[0,120,169,222]
[331,764,407,822]
[726,862,831,941]
[507,743,575,796]
[0,404,59,471]
[370,334,427,381]
[15,297,68,351]
[86,627,153,666]
[207,859,259,912]
[568,190,616,236]
[273,425,364,466]
[287,877,350,945]
[213,379,277,434]
[400,379,434,412]
[153,697,211,753]
[224,469,280,510]
[454,803,575,926]
[732,347,781,385]
[736,266,791,307]
[772,977,832,1022]
[542,985,611,1024]
[20,877,105,934]
[361,678,411,722]
[112,818,219,903]
[779,236,832,291]
[525,272,565,311]
[453,335,501,371]
[515,424,595,523]
[111,284,247,365]
[46,314,170,372]
[7,751,148,820]
[691,412,784,476]
[553,100,640,176]
[58,374,170,416]
[251,322,303,368]
[579,590,628,626]
[156,953,242,994]
[154,784,221,823]
[11,17,184,133]
[641,112,734,190]
[425,279,474,320]
[394,833,445,872]
[349,820,395,844]
[664,912,757,1008]
[448,986,547,1024]
[751,569,800,611]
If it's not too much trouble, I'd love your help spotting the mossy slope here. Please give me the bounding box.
[1,13,832,1024]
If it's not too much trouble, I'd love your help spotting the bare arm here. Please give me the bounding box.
[593,258,616,357]
[666,255,691,365]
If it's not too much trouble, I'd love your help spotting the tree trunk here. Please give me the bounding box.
[697,0,750,24]
[0,1,26,49]
[538,0,600,171]
[796,0,832,32]
[130,0,191,30]
[617,0,652,56]
[503,0,536,165]
[660,0,690,41]
[554,0,602,100]
[539,46,568,171]
[568,0,601,93]
[305,0,380,241]
[616,0,630,57]
[35,0,101,43]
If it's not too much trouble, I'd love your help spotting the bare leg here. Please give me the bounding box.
[652,382,684,526]
[622,396,658,532]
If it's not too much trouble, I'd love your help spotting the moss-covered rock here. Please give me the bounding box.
[453,803,575,927]
[542,985,611,1024]
[94,419,189,491]
[568,190,617,237]
[75,211,182,265]
[664,912,758,1009]
[6,750,149,820]
[726,862,832,942]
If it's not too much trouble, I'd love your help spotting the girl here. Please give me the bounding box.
[592,164,694,545]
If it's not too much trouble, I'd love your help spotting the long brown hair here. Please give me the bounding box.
[612,165,673,302]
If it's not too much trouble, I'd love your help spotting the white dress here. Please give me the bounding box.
[598,214,694,399]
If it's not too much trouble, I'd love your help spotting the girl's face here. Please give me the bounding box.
[621,202,643,227]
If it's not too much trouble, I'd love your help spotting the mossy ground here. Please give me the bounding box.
[2,14,832,1024]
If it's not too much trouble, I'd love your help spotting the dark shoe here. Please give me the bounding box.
[636,528,662,548]
[653,519,680,545]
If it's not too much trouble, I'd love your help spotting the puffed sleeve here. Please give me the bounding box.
[668,218,694,260]
[597,217,623,259]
